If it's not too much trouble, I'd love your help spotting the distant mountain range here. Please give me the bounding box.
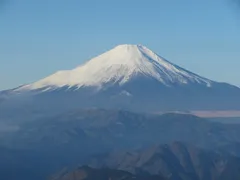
[1,44,240,119]
[2,110,240,151]
[1,110,240,179]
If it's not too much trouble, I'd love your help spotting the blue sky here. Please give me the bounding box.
[0,0,240,90]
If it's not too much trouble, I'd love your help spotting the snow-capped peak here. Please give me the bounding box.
[17,44,212,91]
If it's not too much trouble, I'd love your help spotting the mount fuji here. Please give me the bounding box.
[1,44,240,117]
[17,44,212,90]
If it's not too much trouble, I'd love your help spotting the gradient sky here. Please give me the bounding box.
[0,0,240,90]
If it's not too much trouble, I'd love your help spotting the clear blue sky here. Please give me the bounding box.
[0,0,240,90]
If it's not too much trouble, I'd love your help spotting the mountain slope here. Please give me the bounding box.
[89,142,240,180]
[1,44,240,114]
